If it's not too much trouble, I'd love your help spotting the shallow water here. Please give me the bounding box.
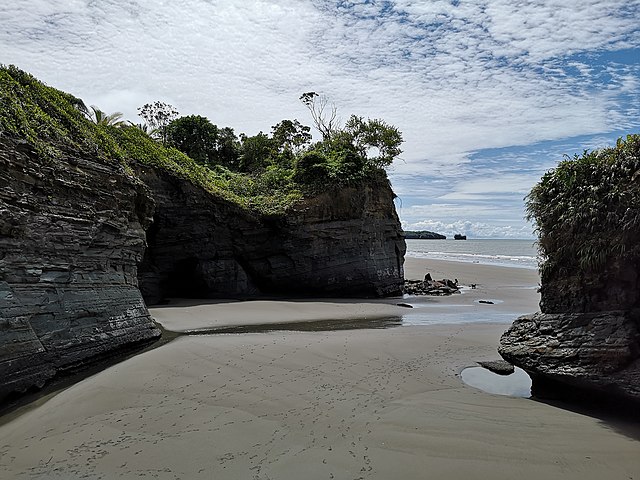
[401,311,517,326]
[180,316,404,335]
[398,295,520,326]
[461,366,532,397]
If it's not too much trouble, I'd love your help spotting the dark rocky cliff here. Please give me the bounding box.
[136,165,405,303]
[499,135,640,403]
[0,135,161,401]
[0,66,406,403]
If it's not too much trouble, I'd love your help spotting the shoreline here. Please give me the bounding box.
[2,259,639,478]
[150,257,541,332]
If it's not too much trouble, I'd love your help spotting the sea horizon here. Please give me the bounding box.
[405,238,539,270]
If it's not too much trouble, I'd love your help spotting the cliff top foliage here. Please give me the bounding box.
[526,134,640,276]
[0,66,403,216]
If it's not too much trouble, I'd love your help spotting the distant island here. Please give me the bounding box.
[454,234,467,240]
[403,230,446,239]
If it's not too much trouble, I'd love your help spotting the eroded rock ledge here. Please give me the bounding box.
[0,136,161,401]
[499,311,640,401]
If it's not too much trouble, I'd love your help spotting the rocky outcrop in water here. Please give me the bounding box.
[403,230,446,239]
[0,135,161,401]
[136,166,405,303]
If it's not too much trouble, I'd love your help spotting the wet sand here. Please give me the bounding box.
[1,258,639,479]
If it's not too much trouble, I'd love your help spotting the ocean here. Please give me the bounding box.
[405,238,539,269]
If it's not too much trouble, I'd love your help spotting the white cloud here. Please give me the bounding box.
[404,218,536,239]
[1,0,639,237]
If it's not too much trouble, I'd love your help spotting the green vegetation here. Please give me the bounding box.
[526,134,640,275]
[0,65,403,215]
[165,115,239,169]
[0,65,122,162]
[89,105,127,127]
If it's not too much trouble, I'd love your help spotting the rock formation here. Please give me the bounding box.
[0,135,161,401]
[136,165,405,303]
[403,230,446,240]
[499,310,640,400]
[500,257,640,402]
[499,135,640,404]
[403,278,459,296]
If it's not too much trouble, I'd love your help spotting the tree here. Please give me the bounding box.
[271,119,312,155]
[88,105,127,127]
[343,115,403,168]
[217,126,240,169]
[299,92,339,141]
[137,101,179,144]
[165,115,239,168]
[238,132,274,173]
[269,119,312,168]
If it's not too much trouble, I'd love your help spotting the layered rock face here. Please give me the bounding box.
[136,166,405,303]
[499,258,640,402]
[0,136,161,401]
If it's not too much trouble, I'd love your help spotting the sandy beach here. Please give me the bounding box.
[1,257,639,479]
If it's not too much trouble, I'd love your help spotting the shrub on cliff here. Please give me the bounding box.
[293,151,331,185]
[527,134,640,276]
[293,137,367,189]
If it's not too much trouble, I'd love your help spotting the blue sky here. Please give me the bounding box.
[1,0,639,238]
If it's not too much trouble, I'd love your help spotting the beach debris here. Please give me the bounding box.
[403,278,461,296]
[478,360,515,376]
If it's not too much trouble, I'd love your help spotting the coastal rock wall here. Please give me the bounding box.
[0,136,161,401]
[136,166,405,303]
[539,259,640,314]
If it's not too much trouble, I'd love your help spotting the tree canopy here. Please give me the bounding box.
[134,92,402,190]
[165,115,238,169]
[88,105,127,127]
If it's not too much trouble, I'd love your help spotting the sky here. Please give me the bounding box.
[1,0,639,238]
